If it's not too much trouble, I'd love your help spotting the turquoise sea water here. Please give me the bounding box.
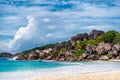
[1,58,120,80]
[0,58,66,72]
[1,58,120,72]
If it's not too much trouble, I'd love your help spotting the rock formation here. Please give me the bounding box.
[0,52,13,58]
[1,30,120,61]
[89,29,105,40]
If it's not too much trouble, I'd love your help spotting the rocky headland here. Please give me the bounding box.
[1,30,120,61]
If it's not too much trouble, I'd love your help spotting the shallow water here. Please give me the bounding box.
[0,58,66,72]
[0,58,120,80]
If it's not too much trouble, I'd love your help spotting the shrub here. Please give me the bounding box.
[74,49,85,57]
[87,40,98,45]
[52,50,59,55]
[97,35,104,43]
[75,41,83,49]
[75,41,87,50]
[113,33,120,44]
[97,30,119,43]
[103,53,110,58]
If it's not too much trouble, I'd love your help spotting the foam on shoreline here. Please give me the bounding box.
[1,61,120,80]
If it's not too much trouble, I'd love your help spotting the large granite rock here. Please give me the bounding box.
[70,30,104,46]
[99,56,109,60]
[89,29,105,40]
[43,48,53,54]
[77,56,83,61]
[0,52,13,58]
[58,57,65,61]
[96,42,112,55]
[82,52,90,59]
[113,44,120,51]
[58,50,75,57]
[87,54,99,60]
[29,52,39,60]
[86,44,96,54]
[39,52,50,59]
[56,49,77,61]
[108,44,120,58]
[54,44,68,51]
[45,55,53,60]
[71,33,88,46]
[71,33,88,41]
[16,54,26,60]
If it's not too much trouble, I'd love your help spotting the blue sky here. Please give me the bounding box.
[0,0,120,53]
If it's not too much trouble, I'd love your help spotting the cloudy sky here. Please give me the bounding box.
[0,0,120,53]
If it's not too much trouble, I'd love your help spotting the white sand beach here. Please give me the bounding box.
[26,71,120,80]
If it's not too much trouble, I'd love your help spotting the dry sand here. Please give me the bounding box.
[26,71,120,80]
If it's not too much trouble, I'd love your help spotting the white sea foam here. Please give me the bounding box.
[7,57,18,61]
[56,61,84,65]
[42,60,56,62]
[12,56,18,60]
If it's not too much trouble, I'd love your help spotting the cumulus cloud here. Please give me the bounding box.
[0,16,39,52]
[0,40,10,52]
[0,0,120,52]
[0,16,69,52]
[7,16,38,50]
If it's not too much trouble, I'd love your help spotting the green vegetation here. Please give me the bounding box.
[52,50,59,55]
[113,33,120,44]
[74,40,98,57]
[75,41,87,50]
[21,43,58,54]
[86,40,98,45]
[97,30,120,43]
[21,41,70,54]
[60,41,70,45]
[103,53,110,58]
[60,48,65,51]
[74,49,85,57]
[21,30,120,57]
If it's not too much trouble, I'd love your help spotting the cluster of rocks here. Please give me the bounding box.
[15,42,120,61]
[15,48,77,61]
[82,42,120,60]
[0,52,13,58]
[0,29,120,61]
[71,29,105,46]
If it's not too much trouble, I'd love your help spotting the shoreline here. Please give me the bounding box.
[1,60,120,80]
[25,71,120,80]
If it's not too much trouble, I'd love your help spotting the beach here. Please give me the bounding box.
[26,71,120,80]
[1,59,120,80]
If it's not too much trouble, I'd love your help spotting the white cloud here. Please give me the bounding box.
[0,40,10,52]
[43,18,51,23]
[8,16,38,50]
[2,16,21,20]
[1,0,120,52]
[0,30,15,36]
[0,16,39,52]
[84,25,112,31]
[46,33,53,38]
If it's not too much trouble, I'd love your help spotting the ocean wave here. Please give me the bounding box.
[57,62,83,65]
[41,60,56,62]
[1,61,120,80]
[41,60,83,65]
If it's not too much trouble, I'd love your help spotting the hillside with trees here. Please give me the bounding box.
[1,30,120,61]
